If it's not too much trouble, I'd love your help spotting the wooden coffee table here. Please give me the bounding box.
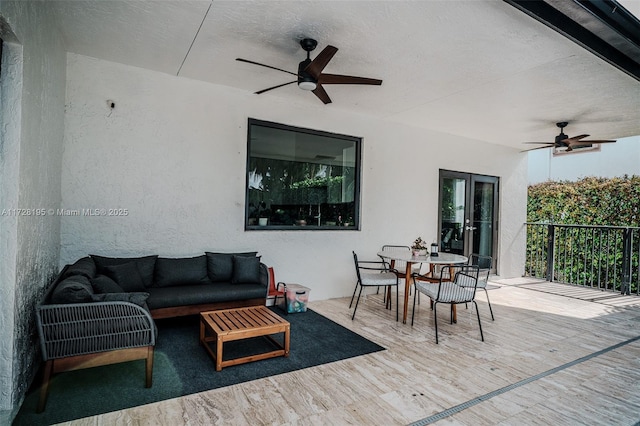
[199,305,290,371]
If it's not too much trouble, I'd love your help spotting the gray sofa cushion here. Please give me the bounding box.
[103,262,147,292]
[205,252,257,282]
[154,255,210,287]
[62,256,97,280]
[51,275,94,304]
[231,255,261,284]
[91,254,157,288]
[91,292,150,307]
[90,275,124,294]
[146,283,266,310]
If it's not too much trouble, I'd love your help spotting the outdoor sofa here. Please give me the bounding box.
[35,252,268,411]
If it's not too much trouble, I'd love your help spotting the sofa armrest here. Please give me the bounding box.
[36,301,156,361]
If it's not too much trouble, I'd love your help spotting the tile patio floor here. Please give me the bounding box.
[65,277,640,425]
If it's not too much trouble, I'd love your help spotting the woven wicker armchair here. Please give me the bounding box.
[35,300,156,412]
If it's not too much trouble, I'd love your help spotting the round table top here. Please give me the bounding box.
[377,251,468,264]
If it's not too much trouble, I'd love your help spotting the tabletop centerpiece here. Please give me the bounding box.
[411,237,428,257]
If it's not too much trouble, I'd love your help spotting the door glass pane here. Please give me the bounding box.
[472,181,494,257]
[441,177,466,255]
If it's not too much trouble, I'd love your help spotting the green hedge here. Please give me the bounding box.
[528,176,640,226]
[526,176,640,293]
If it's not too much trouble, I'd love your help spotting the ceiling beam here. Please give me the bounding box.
[504,0,640,81]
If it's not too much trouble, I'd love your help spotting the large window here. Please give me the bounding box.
[246,119,361,230]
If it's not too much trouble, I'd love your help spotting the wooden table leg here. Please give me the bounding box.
[215,335,223,372]
[402,261,413,323]
[284,324,290,357]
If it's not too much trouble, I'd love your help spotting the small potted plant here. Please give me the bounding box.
[411,237,427,256]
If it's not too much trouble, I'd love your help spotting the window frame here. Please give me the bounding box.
[245,118,362,231]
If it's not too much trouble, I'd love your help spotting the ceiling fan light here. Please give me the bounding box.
[298,81,317,91]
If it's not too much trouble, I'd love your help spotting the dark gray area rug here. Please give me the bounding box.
[14,308,384,425]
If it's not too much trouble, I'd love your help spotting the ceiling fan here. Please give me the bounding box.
[522,122,617,152]
[236,38,382,104]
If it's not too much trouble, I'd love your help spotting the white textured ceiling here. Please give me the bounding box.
[50,0,640,149]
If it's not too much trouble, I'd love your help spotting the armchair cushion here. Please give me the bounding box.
[154,255,210,287]
[205,251,257,282]
[231,255,261,284]
[51,275,94,304]
[91,254,157,288]
[91,292,150,307]
[90,274,124,294]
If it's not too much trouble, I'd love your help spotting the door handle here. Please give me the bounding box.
[465,226,477,231]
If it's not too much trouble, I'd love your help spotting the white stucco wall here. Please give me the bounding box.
[0,2,66,422]
[61,54,527,301]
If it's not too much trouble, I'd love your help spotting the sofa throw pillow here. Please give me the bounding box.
[51,275,94,304]
[90,254,158,288]
[91,292,150,307]
[206,251,257,282]
[103,262,147,292]
[62,256,97,280]
[90,274,124,294]
[231,255,261,284]
[154,255,210,287]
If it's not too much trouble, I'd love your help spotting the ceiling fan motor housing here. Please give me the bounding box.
[297,59,317,90]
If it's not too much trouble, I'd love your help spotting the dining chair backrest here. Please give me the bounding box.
[429,270,477,303]
[353,251,389,282]
[352,251,364,283]
[431,263,477,281]
[380,245,410,269]
[382,244,420,274]
[469,254,492,288]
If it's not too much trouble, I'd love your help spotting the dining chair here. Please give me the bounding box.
[350,251,399,321]
[380,245,422,277]
[465,254,494,320]
[266,266,286,307]
[380,245,422,301]
[411,266,484,344]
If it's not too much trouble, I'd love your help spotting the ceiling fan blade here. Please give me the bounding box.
[236,58,298,77]
[520,144,555,152]
[255,80,296,95]
[312,84,332,104]
[318,73,383,85]
[524,142,557,144]
[565,134,590,142]
[572,139,617,144]
[304,45,338,79]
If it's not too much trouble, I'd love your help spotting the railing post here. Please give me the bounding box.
[546,224,555,282]
[621,228,632,295]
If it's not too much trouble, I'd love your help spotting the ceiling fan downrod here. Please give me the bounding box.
[298,38,318,91]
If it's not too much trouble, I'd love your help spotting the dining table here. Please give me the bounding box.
[377,251,468,324]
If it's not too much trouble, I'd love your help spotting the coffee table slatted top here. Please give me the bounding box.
[204,306,288,338]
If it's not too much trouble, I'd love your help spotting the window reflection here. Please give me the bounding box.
[246,119,361,230]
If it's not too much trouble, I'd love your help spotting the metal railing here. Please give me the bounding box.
[525,223,640,295]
